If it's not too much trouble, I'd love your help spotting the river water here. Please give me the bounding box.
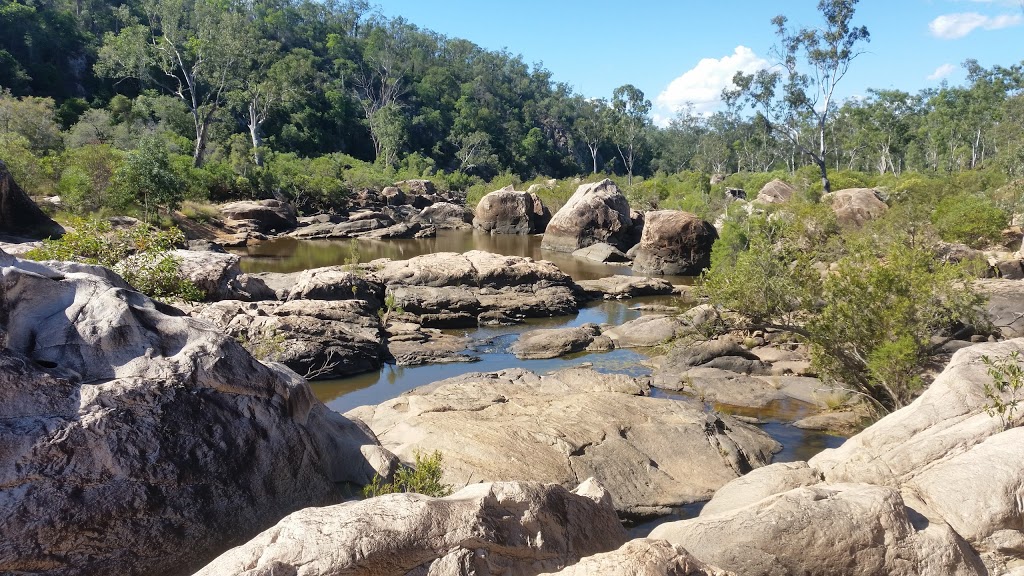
[237,230,845,528]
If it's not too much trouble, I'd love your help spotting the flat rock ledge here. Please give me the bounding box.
[348,367,780,520]
[196,479,627,576]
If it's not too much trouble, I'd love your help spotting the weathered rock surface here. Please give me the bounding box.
[169,248,247,301]
[384,321,474,366]
[575,274,676,300]
[286,266,383,305]
[511,323,603,359]
[372,251,581,320]
[196,479,628,576]
[415,201,472,229]
[360,221,435,239]
[348,367,780,519]
[387,285,481,328]
[192,299,385,379]
[632,210,718,275]
[541,179,635,253]
[976,278,1024,338]
[651,483,982,576]
[648,339,1024,575]
[0,159,64,239]
[650,339,771,382]
[572,242,630,263]
[0,250,392,576]
[220,199,297,234]
[540,538,732,576]
[829,187,888,228]
[473,185,552,234]
[753,178,796,205]
[602,314,690,348]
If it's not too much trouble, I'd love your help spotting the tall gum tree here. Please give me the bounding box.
[96,0,245,167]
[725,0,869,192]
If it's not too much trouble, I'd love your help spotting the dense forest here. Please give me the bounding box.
[1,0,1023,216]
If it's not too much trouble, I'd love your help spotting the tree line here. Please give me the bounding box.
[1,0,1022,209]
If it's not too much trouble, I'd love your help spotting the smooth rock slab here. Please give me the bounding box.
[575,274,676,300]
[195,479,627,576]
[348,367,780,519]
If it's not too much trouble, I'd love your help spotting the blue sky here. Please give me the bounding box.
[374,0,1024,124]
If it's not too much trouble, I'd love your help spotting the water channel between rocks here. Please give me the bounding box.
[238,229,846,533]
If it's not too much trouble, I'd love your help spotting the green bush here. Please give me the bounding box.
[362,450,452,498]
[932,194,1007,248]
[24,218,204,302]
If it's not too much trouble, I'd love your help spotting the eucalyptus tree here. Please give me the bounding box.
[96,0,246,166]
[611,84,651,186]
[572,97,610,174]
[726,0,869,192]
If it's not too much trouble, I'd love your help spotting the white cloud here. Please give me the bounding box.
[927,63,956,80]
[655,46,768,122]
[928,11,1023,39]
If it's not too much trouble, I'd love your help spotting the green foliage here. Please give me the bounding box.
[982,351,1024,429]
[362,451,452,499]
[378,292,404,324]
[702,207,985,414]
[111,136,185,222]
[931,193,1007,248]
[24,218,204,302]
[237,330,287,362]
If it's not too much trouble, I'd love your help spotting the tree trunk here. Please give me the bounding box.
[818,159,831,193]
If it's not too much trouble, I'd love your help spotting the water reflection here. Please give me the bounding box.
[236,229,696,283]
[310,298,676,413]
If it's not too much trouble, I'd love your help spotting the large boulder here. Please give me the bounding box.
[286,265,383,305]
[648,339,1024,575]
[191,299,386,379]
[169,248,246,301]
[0,159,64,239]
[348,367,780,519]
[0,250,393,576]
[219,199,297,234]
[975,278,1024,338]
[510,323,603,359]
[753,179,796,205]
[473,185,552,235]
[829,188,888,228]
[632,210,718,275]
[541,179,635,252]
[195,479,628,576]
[415,201,473,229]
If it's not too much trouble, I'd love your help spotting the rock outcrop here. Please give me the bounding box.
[473,185,552,234]
[647,339,1024,575]
[220,199,297,234]
[829,187,888,228]
[348,367,780,519]
[510,323,605,359]
[541,179,635,253]
[372,250,581,321]
[575,274,677,300]
[0,159,64,239]
[415,201,473,229]
[196,479,628,576]
[753,179,796,205]
[0,249,392,576]
[631,210,718,275]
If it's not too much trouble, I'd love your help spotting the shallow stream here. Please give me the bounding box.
[239,230,846,532]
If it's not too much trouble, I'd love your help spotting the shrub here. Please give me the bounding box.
[932,194,1007,248]
[362,450,452,498]
[24,218,204,302]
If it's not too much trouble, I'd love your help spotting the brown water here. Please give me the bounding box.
[236,229,695,283]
